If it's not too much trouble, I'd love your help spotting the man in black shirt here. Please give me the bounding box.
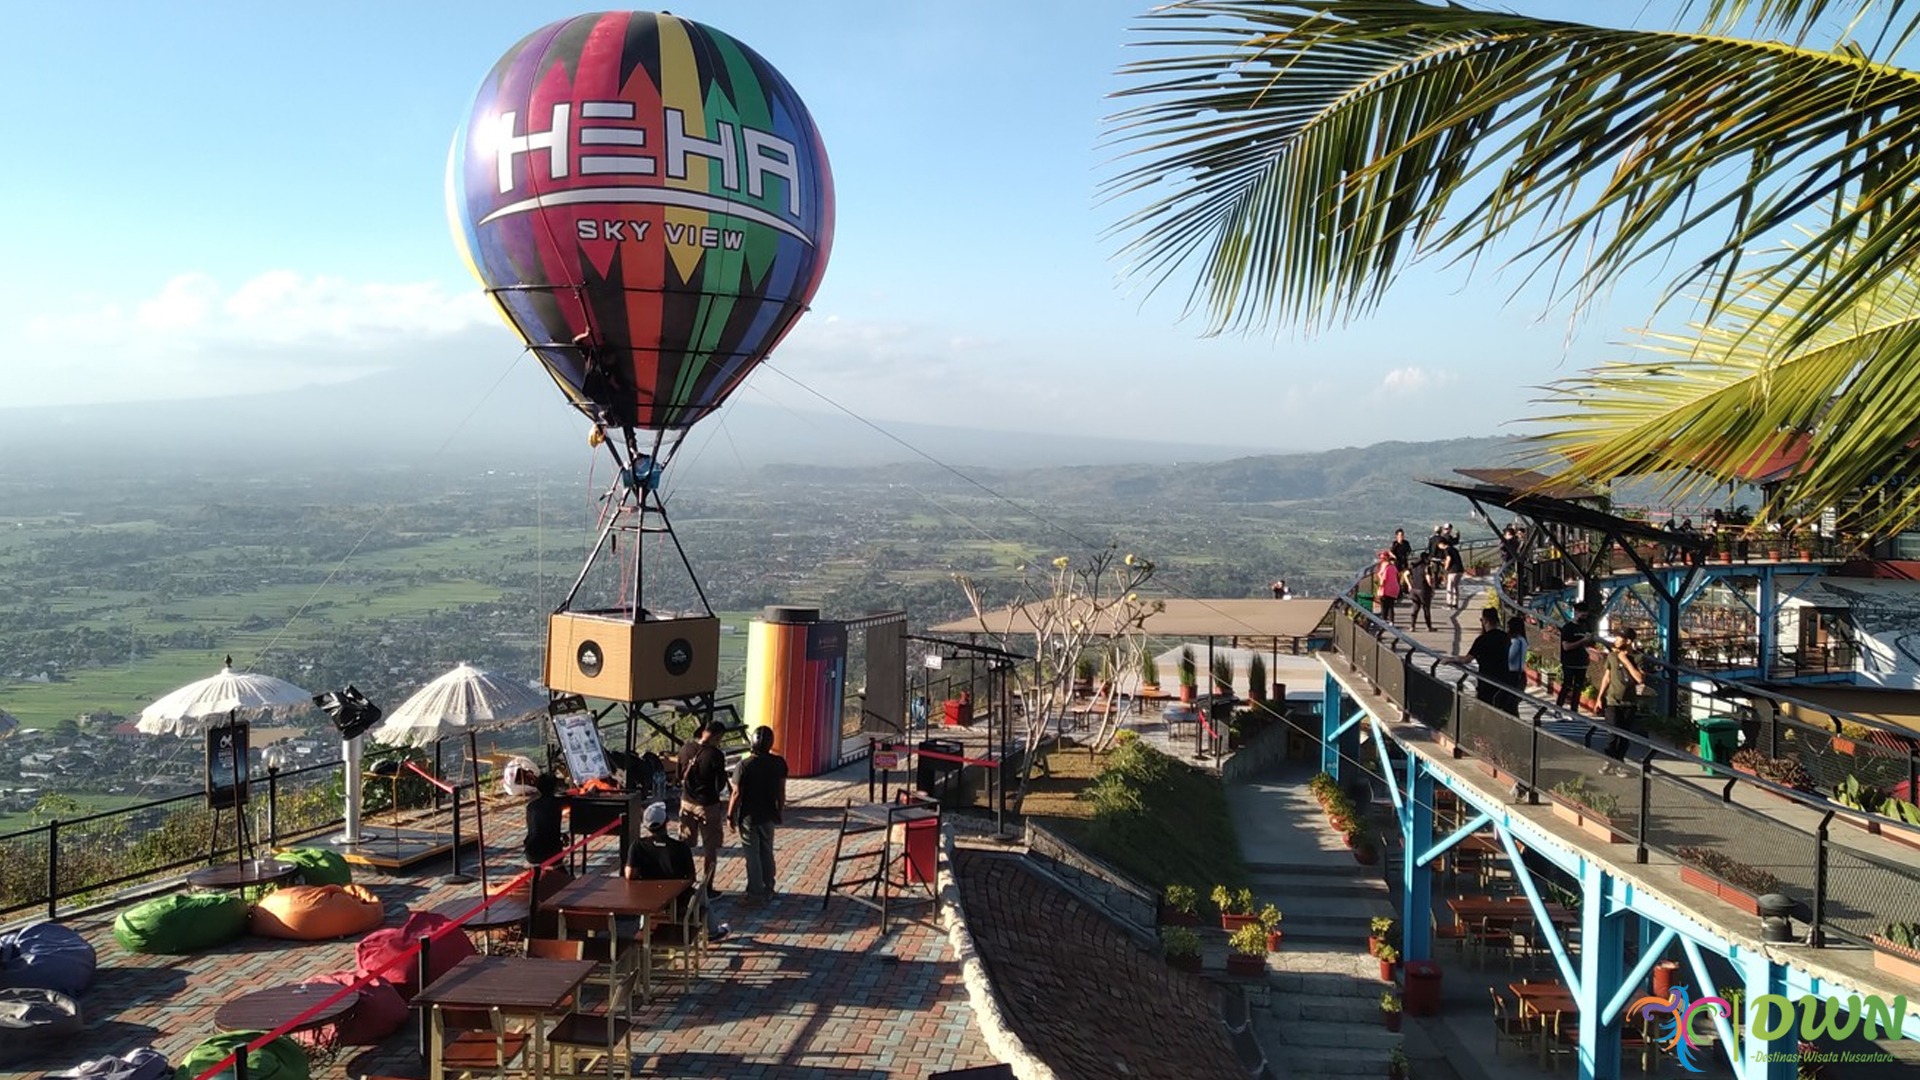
[523,772,563,867]
[676,721,729,895]
[1555,604,1592,712]
[624,801,727,941]
[728,726,789,902]
[1452,608,1513,709]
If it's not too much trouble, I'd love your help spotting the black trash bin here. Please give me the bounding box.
[918,738,966,806]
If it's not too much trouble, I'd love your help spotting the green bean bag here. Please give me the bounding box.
[113,893,247,955]
[272,847,351,886]
[173,1032,308,1080]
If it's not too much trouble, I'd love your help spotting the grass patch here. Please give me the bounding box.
[1026,738,1248,895]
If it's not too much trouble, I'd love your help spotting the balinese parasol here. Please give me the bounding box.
[370,662,547,891]
[136,659,313,736]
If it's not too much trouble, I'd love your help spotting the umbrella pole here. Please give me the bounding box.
[469,730,489,895]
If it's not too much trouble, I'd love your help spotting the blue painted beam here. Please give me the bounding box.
[1370,715,1403,812]
[1499,827,1583,996]
[1738,951,1796,1080]
[1575,860,1625,1080]
[1681,936,1742,1073]
[1602,925,1677,1025]
[1403,755,1432,961]
[1414,811,1492,869]
[1321,670,1344,779]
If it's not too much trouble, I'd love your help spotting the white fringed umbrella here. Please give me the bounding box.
[372,662,547,890]
[137,660,312,736]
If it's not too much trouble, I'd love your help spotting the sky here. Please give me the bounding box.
[0,1,1669,457]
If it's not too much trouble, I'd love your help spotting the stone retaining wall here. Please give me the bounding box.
[1023,820,1157,941]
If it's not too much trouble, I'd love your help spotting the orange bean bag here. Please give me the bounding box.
[250,885,386,941]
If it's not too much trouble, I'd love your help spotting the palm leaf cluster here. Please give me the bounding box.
[1106,0,1920,535]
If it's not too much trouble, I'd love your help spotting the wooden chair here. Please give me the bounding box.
[1429,911,1468,959]
[1489,988,1540,1058]
[644,885,709,992]
[1620,1011,1661,1073]
[438,1005,529,1079]
[1543,1009,1582,1070]
[556,910,641,1021]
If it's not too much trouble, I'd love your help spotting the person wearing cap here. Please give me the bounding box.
[624,801,728,942]
[727,725,789,902]
[523,771,563,867]
[676,721,730,896]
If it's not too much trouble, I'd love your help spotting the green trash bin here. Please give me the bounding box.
[1696,716,1742,773]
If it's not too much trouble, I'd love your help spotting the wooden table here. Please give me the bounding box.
[1509,981,1579,1066]
[414,955,595,1080]
[187,857,299,891]
[215,981,359,1034]
[1448,896,1574,925]
[541,875,689,1000]
[431,894,531,954]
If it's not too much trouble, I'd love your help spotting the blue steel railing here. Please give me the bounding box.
[1325,597,1920,952]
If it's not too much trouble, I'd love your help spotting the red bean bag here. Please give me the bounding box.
[293,972,407,1047]
[250,884,386,941]
[354,911,474,997]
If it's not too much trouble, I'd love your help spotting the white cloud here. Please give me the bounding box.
[11,271,496,406]
[1380,366,1453,394]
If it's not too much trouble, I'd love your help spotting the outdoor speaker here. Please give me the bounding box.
[545,611,720,703]
[314,685,382,740]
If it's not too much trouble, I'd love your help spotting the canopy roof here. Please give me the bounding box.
[1452,467,1601,503]
[928,598,1334,640]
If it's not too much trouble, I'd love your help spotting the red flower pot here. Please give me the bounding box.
[1384,1010,1402,1033]
[1226,953,1267,977]
[1267,931,1284,952]
[1380,959,1399,982]
[1221,913,1260,933]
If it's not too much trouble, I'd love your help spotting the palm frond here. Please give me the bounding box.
[1105,0,1920,351]
[1525,219,1920,535]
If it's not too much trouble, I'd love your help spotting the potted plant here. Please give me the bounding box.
[1249,653,1269,704]
[1178,645,1198,704]
[1226,923,1269,976]
[1211,653,1234,698]
[1376,943,1401,982]
[1549,775,1624,843]
[1074,655,1096,697]
[1213,885,1259,931]
[1869,921,1920,983]
[1380,991,1403,1032]
[1351,830,1380,866]
[1160,883,1200,927]
[1138,649,1161,695]
[1387,1043,1408,1080]
[1161,925,1203,972]
[1369,916,1397,957]
[1259,903,1284,951]
[1675,845,1782,916]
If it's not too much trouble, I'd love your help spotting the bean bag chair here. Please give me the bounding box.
[0,986,83,1066]
[56,1047,170,1080]
[112,893,248,955]
[172,1032,308,1080]
[292,971,404,1048]
[271,847,351,887]
[249,884,385,941]
[0,921,97,996]
[354,911,474,997]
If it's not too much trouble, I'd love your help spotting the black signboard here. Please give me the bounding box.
[205,720,251,809]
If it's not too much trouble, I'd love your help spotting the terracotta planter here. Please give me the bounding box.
[1388,1066,1407,1080]
[1383,1010,1402,1033]
[1266,931,1284,952]
[1167,953,1202,973]
[1179,685,1196,704]
[1221,913,1260,933]
[1353,846,1379,866]
[1679,864,1763,916]
[1379,959,1399,982]
[1159,907,1200,927]
[1368,935,1382,957]
[1550,800,1624,844]
[1869,937,1920,984]
[1831,737,1857,755]
[1226,953,1267,977]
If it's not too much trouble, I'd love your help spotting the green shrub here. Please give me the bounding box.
[1161,925,1201,959]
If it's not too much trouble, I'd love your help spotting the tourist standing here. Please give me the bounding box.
[1555,604,1592,711]
[728,725,788,902]
[1439,533,1465,608]
[1596,627,1646,776]
[523,772,563,867]
[1405,556,1435,631]
[1375,551,1401,625]
[1389,529,1413,572]
[677,721,730,895]
[1452,609,1512,708]
[1504,615,1529,713]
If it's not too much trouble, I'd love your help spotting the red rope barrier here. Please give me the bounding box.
[405,760,457,794]
[192,814,628,1080]
[914,747,1001,769]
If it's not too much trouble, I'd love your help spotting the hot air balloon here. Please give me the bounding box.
[448,10,835,446]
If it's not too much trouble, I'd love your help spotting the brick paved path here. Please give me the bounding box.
[954,849,1242,1080]
[18,760,998,1079]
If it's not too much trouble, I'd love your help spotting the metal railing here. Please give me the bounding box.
[0,755,348,921]
[1326,599,1920,951]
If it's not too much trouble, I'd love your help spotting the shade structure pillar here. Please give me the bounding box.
[1400,754,1433,961]
[1736,953,1795,1080]
[1321,670,1344,780]
[335,735,364,845]
[1575,860,1624,1080]
[745,606,846,778]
